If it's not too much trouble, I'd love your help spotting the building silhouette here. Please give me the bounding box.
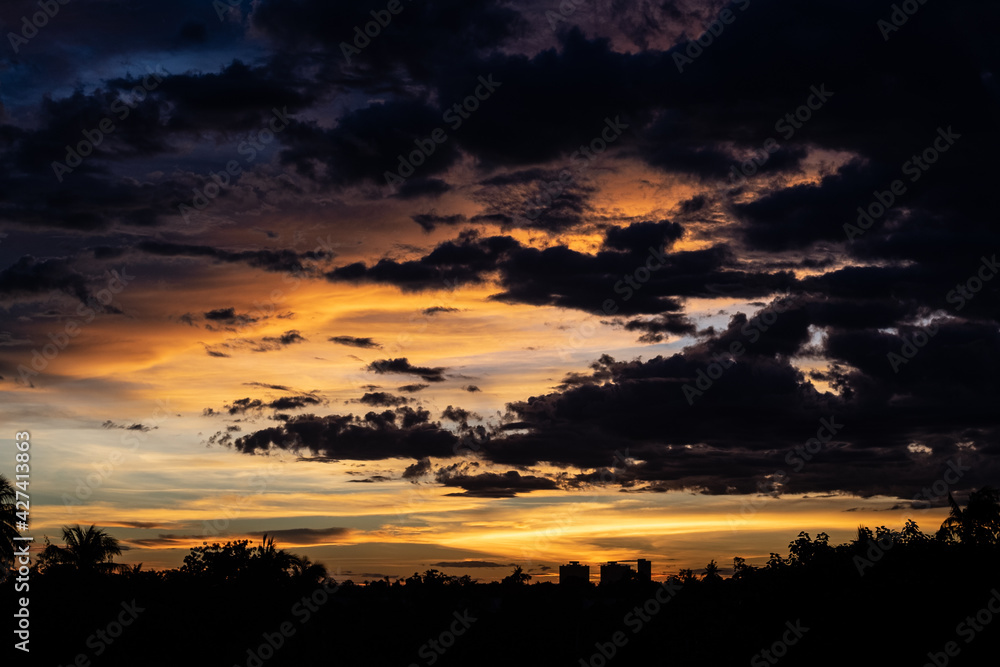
[559,558,653,584]
[559,561,590,585]
[600,561,633,585]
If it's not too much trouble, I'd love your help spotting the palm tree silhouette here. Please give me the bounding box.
[40,524,126,574]
[0,474,19,570]
[289,553,328,584]
[702,559,722,581]
[937,487,1000,546]
[502,565,531,586]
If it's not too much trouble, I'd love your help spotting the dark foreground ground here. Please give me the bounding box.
[11,541,1000,667]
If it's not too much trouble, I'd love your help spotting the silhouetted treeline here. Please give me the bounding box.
[4,489,1000,666]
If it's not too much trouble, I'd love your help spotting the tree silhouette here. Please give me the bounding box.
[502,565,531,586]
[937,487,1000,546]
[39,524,125,575]
[731,556,750,580]
[421,568,450,586]
[898,519,930,546]
[179,535,313,584]
[702,559,722,581]
[0,474,19,570]
[290,553,328,584]
[180,539,256,580]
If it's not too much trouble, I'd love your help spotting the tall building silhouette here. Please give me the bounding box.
[600,561,633,585]
[559,561,590,584]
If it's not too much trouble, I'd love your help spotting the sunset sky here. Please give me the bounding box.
[1,0,998,582]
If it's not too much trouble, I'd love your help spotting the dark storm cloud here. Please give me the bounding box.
[441,406,480,425]
[359,392,410,407]
[434,465,561,498]
[0,256,93,306]
[603,220,684,252]
[395,178,453,199]
[203,331,306,357]
[220,394,323,415]
[6,85,170,176]
[412,213,466,233]
[250,0,524,82]
[327,232,520,292]
[734,160,894,252]
[256,330,306,351]
[329,336,382,349]
[205,307,238,321]
[220,406,462,461]
[202,307,260,329]
[326,226,797,316]
[276,100,463,185]
[223,290,1000,499]
[622,313,698,343]
[101,421,155,432]
[4,0,999,506]
[471,314,1000,498]
[137,60,315,134]
[237,0,998,503]
[366,358,447,383]
[473,169,599,234]
[402,457,432,480]
[269,395,323,411]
